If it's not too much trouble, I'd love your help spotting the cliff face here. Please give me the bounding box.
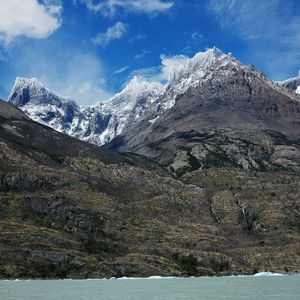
[0,100,299,279]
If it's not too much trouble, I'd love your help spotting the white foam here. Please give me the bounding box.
[253,272,284,277]
[116,276,177,280]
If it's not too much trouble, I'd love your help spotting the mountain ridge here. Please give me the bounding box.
[8,49,300,149]
[7,48,258,145]
[8,48,300,176]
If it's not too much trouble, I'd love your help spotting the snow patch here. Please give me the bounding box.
[149,116,160,124]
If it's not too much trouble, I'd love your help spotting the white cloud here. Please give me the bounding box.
[129,34,147,43]
[129,66,162,83]
[191,31,204,41]
[160,54,189,82]
[129,53,190,84]
[0,48,8,61]
[93,22,128,47]
[77,81,93,95]
[75,0,174,16]
[0,0,62,44]
[114,66,129,74]
[54,52,113,104]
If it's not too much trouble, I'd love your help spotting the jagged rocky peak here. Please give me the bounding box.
[8,77,75,107]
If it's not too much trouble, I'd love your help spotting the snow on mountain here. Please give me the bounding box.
[80,76,164,145]
[9,77,79,133]
[9,48,264,145]
[148,47,243,120]
[8,76,164,145]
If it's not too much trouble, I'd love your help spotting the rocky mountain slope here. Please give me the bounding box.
[108,49,300,175]
[8,76,163,145]
[1,99,299,279]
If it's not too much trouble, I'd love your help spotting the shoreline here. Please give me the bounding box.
[1,272,298,282]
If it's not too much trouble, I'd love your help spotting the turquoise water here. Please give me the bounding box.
[0,276,299,300]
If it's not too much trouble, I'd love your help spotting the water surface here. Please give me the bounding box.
[1,275,299,300]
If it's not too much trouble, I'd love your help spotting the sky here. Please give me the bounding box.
[0,0,300,105]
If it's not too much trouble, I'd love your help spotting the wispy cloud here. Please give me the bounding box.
[75,0,174,17]
[114,65,129,74]
[0,0,62,44]
[208,0,285,40]
[129,53,191,84]
[92,21,128,47]
[208,0,300,79]
[135,49,151,59]
[191,31,204,42]
[129,34,147,43]
[181,31,206,55]
[0,48,8,62]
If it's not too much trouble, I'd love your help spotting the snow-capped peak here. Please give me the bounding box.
[14,77,43,88]
[87,76,164,144]
[164,47,235,84]
[155,47,239,113]
[8,75,164,146]
[107,76,164,107]
[9,77,74,107]
[7,48,256,145]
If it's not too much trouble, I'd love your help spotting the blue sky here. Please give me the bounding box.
[0,0,300,105]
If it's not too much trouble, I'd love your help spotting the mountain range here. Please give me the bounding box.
[1,48,300,279]
[8,48,300,148]
[9,48,300,174]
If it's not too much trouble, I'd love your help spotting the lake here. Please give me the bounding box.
[0,275,299,300]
